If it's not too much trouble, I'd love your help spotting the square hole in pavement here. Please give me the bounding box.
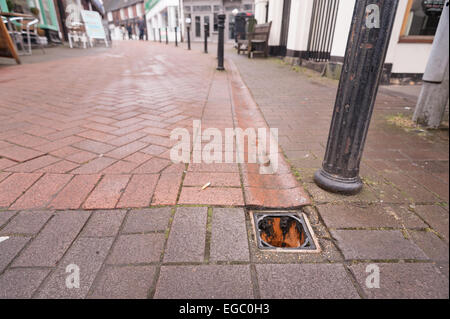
[250,211,320,253]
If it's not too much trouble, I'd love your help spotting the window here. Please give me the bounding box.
[6,0,30,13]
[120,8,125,20]
[399,0,444,43]
[193,5,211,12]
[128,6,133,18]
[228,14,235,39]
[243,4,253,11]
[107,12,113,22]
[184,6,191,12]
[40,0,54,25]
[195,16,201,37]
[213,5,221,12]
[136,4,142,17]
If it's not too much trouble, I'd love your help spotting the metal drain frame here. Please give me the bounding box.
[250,210,321,253]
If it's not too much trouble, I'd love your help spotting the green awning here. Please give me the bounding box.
[145,0,160,13]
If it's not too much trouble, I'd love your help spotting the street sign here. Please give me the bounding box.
[80,10,108,46]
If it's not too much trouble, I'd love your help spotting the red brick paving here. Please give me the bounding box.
[11,174,72,209]
[49,174,101,209]
[5,155,60,173]
[183,172,241,187]
[0,172,11,183]
[0,145,44,162]
[178,187,244,206]
[83,175,130,209]
[0,173,42,207]
[151,171,183,205]
[37,160,80,173]
[0,41,311,210]
[116,174,159,208]
[0,158,16,170]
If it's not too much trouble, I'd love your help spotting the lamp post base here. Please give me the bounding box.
[314,169,363,195]
[216,66,225,71]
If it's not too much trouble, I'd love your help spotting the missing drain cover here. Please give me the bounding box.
[251,211,320,252]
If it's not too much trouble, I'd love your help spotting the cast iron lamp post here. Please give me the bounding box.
[314,0,400,195]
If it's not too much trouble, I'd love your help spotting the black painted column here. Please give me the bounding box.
[217,14,226,71]
[187,25,191,50]
[314,0,399,195]
[204,23,209,53]
[166,27,168,44]
[175,26,178,46]
[159,28,161,43]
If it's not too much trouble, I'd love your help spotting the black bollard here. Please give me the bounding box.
[153,28,156,42]
[166,27,168,44]
[204,23,209,53]
[314,0,400,195]
[159,28,161,43]
[187,26,191,50]
[175,26,178,46]
[216,14,225,71]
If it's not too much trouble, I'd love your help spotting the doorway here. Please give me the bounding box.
[194,13,213,41]
[279,0,291,56]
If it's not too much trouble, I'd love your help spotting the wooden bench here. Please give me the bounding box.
[247,21,272,58]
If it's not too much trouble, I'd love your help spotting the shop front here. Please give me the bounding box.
[1,0,61,42]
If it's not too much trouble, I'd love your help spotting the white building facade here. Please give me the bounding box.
[145,0,254,43]
[104,0,146,41]
[255,0,446,84]
[145,0,182,42]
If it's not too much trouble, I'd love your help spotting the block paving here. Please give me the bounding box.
[0,41,448,298]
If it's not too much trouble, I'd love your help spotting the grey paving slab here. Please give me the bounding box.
[81,210,126,237]
[0,268,51,299]
[349,263,449,299]
[409,230,449,262]
[107,233,165,265]
[414,205,449,242]
[0,236,30,272]
[210,208,249,262]
[164,207,207,263]
[154,265,254,299]
[36,237,114,299]
[318,204,426,229]
[0,211,52,235]
[319,204,396,228]
[256,264,360,299]
[12,211,90,267]
[331,230,429,260]
[89,265,156,299]
[383,205,429,229]
[122,208,172,233]
[0,211,16,228]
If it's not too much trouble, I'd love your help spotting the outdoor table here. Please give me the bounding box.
[1,11,41,55]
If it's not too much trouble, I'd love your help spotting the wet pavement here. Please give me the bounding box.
[0,41,448,299]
